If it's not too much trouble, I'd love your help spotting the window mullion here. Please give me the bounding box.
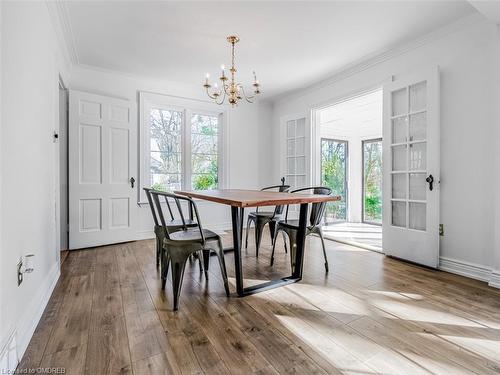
[184,109,192,190]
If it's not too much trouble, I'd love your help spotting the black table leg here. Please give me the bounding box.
[292,203,308,279]
[231,206,244,296]
[228,202,309,297]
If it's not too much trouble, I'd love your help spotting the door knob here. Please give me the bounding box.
[130,177,135,188]
[426,174,434,191]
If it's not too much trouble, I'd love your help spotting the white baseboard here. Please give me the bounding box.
[15,262,60,366]
[439,256,492,283]
[0,332,17,374]
[488,270,500,289]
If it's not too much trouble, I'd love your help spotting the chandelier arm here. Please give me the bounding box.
[215,89,226,105]
[222,81,231,96]
[238,85,255,103]
[205,86,219,100]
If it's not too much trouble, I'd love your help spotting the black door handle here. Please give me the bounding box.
[426,174,434,191]
[130,177,135,188]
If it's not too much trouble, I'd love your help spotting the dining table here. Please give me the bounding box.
[174,189,340,297]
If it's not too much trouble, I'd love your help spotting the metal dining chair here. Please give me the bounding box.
[144,187,198,269]
[245,180,290,256]
[150,190,230,311]
[270,186,332,273]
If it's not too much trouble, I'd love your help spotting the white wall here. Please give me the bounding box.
[0,1,68,368]
[69,66,273,237]
[271,14,499,281]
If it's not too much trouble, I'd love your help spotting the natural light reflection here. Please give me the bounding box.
[274,314,377,373]
[365,290,424,301]
[372,300,483,327]
[417,334,500,363]
[398,349,464,373]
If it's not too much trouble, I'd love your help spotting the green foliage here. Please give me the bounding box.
[193,159,218,190]
[321,140,347,220]
[151,182,166,191]
[364,195,381,220]
[363,141,382,222]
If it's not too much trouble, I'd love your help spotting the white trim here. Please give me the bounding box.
[45,0,79,65]
[0,332,17,374]
[439,256,492,283]
[488,270,500,289]
[15,262,60,368]
[273,13,484,104]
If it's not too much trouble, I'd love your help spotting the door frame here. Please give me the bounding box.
[320,137,349,223]
[361,137,383,226]
[310,85,384,186]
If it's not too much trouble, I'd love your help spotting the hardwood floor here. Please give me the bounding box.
[18,230,500,374]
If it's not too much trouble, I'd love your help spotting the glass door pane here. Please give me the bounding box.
[321,139,347,222]
[389,81,428,231]
[363,139,382,224]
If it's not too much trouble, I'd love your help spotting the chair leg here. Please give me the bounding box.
[317,228,329,273]
[155,235,161,269]
[215,238,230,297]
[170,253,189,311]
[203,249,210,280]
[282,231,288,254]
[269,220,277,245]
[161,248,170,290]
[245,216,253,248]
[270,227,280,266]
[285,229,299,274]
[254,219,266,257]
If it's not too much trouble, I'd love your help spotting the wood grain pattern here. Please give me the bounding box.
[174,189,340,207]
[18,229,500,374]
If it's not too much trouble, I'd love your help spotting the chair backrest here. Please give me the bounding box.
[260,183,291,216]
[286,186,332,227]
[143,188,159,226]
[149,190,206,244]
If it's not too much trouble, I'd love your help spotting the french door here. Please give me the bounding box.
[69,91,137,249]
[382,67,440,267]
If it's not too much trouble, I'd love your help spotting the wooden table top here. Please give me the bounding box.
[174,189,340,208]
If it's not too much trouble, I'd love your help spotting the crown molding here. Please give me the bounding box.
[272,12,485,105]
[46,0,79,65]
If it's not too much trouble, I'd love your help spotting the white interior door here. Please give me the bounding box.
[69,90,137,249]
[382,67,440,267]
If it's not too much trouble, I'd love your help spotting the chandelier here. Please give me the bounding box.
[203,35,261,106]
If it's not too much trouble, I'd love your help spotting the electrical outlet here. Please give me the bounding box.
[17,258,23,286]
[439,224,444,236]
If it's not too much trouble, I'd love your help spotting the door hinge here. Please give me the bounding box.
[439,224,444,236]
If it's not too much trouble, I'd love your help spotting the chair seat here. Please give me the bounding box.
[248,211,276,218]
[167,228,219,243]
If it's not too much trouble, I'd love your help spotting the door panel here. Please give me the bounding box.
[69,91,137,249]
[382,67,440,267]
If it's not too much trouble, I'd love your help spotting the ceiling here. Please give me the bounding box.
[64,1,476,99]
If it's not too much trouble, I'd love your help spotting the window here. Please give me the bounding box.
[285,118,307,189]
[362,139,382,224]
[140,92,226,202]
[321,138,348,222]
